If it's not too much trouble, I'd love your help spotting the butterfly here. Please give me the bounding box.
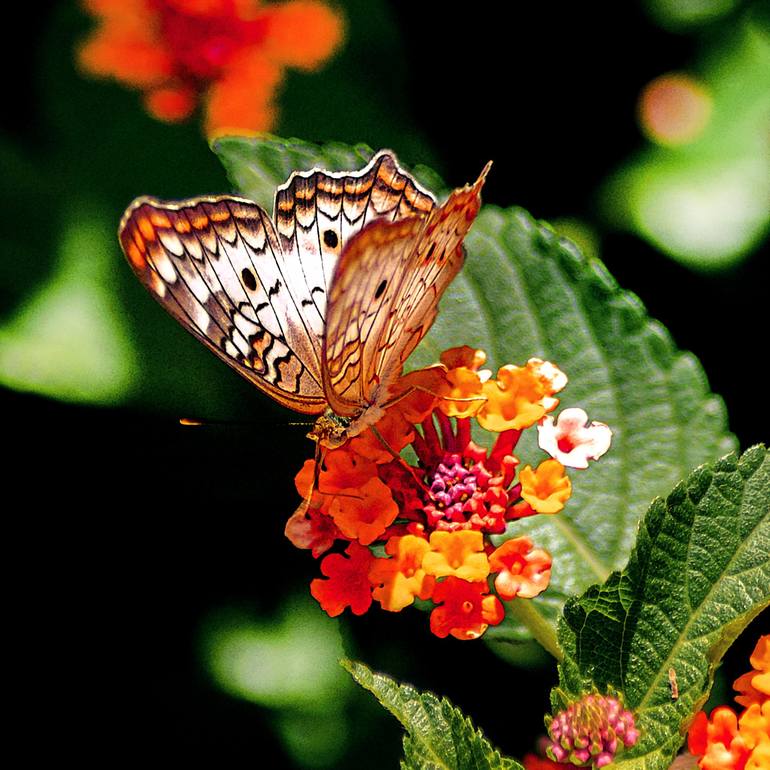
[118,151,488,447]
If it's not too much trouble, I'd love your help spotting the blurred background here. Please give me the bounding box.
[2,1,767,766]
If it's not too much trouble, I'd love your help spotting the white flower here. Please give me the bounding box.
[537,407,612,469]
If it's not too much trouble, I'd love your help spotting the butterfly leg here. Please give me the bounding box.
[290,440,323,520]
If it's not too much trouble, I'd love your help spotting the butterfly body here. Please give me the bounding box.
[119,151,487,447]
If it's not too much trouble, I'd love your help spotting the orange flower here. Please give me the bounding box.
[477,358,566,432]
[436,346,489,418]
[369,535,435,611]
[285,344,612,641]
[310,541,374,617]
[689,636,770,770]
[689,708,751,770]
[489,536,552,600]
[396,366,449,424]
[740,702,770,756]
[429,577,504,640]
[295,446,378,500]
[735,635,770,709]
[345,367,447,463]
[422,530,489,581]
[519,459,572,514]
[346,409,416,465]
[78,0,344,136]
[328,476,399,545]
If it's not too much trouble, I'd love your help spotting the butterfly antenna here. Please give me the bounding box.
[405,385,488,409]
[179,416,316,429]
[313,441,323,491]
[179,416,261,427]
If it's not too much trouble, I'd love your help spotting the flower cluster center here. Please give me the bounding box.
[428,454,479,509]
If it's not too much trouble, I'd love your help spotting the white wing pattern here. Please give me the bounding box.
[118,150,487,442]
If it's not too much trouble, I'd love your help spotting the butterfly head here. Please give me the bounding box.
[308,410,354,449]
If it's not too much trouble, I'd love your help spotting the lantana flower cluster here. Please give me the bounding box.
[78,0,344,137]
[545,693,639,768]
[688,634,770,770]
[286,346,612,640]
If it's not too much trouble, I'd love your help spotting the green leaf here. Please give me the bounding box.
[554,445,770,770]
[415,207,736,646]
[343,659,520,770]
[210,135,737,646]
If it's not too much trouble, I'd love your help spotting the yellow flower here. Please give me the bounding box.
[436,346,489,418]
[477,359,566,432]
[369,536,434,612]
[422,530,489,581]
[519,459,572,514]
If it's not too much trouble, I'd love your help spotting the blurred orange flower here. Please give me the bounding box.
[78,0,344,136]
[689,635,770,770]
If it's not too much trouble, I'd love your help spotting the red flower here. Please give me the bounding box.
[78,0,344,136]
[310,542,374,617]
[429,577,504,640]
[522,753,572,770]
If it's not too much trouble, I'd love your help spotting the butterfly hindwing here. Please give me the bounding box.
[271,151,436,361]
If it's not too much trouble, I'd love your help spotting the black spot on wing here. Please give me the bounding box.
[374,279,387,300]
[241,267,257,291]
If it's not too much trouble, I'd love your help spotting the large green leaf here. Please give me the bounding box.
[211,135,737,647]
[344,659,519,770]
[554,445,770,770]
[421,206,737,646]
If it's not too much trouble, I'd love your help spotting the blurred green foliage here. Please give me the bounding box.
[602,5,770,270]
[202,597,354,767]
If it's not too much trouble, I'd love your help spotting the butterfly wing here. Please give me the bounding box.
[322,165,489,424]
[270,150,436,364]
[119,195,328,414]
[118,151,436,416]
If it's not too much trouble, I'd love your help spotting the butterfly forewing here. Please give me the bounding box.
[271,152,436,362]
[322,166,488,423]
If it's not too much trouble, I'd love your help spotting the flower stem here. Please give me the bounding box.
[507,599,563,661]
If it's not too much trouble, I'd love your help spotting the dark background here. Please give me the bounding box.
[3,1,767,766]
